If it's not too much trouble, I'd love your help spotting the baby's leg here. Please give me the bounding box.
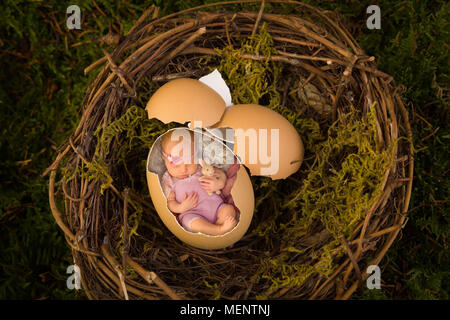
[184,205,237,236]
[215,204,237,233]
[190,217,229,236]
[216,204,237,224]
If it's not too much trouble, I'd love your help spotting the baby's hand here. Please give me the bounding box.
[179,192,198,212]
[199,175,225,194]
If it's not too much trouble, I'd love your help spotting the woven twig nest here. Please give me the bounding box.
[47,0,414,300]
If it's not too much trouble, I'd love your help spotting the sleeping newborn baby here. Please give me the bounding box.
[160,128,238,236]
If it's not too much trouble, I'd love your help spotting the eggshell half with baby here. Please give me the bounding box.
[145,73,304,250]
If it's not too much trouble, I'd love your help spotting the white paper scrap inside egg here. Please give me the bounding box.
[199,69,233,107]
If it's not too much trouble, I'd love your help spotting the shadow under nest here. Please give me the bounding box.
[46,1,414,300]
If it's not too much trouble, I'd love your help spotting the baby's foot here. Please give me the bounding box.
[218,216,237,234]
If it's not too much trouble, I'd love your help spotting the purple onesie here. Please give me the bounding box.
[161,167,226,232]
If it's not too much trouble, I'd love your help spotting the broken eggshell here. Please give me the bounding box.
[210,104,304,180]
[146,78,226,127]
[145,78,304,179]
[146,128,254,250]
[145,73,304,249]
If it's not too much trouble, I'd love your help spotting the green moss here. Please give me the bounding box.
[214,22,283,111]
[281,104,395,241]
[261,255,317,294]
[203,280,221,300]
[78,158,113,195]
[252,240,345,294]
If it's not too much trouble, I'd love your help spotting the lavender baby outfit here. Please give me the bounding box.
[161,167,226,232]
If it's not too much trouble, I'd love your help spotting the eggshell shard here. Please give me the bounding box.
[145,78,226,127]
[211,104,305,180]
[146,131,254,250]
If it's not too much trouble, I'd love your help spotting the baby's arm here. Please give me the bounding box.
[167,191,198,214]
[199,167,226,193]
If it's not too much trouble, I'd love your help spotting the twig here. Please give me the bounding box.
[126,256,184,300]
[420,126,440,142]
[224,16,232,47]
[101,244,129,300]
[103,49,135,96]
[148,27,207,73]
[151,72,196,81]
[251,0,265,36]
[122,188,130,298]
[84,56,107,75]
[126,5,156,36]
[49,171,76,242]
[340,236,363,290]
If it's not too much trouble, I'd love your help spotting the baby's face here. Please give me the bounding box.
[162,141,198,179]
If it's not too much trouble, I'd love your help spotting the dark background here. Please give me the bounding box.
[0,0,448,299]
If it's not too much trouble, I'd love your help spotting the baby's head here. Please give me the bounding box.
[161,129,198,179]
